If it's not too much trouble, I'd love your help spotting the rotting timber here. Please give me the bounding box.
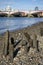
[0,22,43,65]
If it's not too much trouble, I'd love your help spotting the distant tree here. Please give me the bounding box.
[35,7,39,11]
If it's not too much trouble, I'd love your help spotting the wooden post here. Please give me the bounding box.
[33,34,37,48]
[4,30,9,56]
[9,44,14,63]
[9,37,14,63]
[33,34,39,51]
[24,32,33,47]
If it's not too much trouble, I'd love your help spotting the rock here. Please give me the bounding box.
[28,47,36,56]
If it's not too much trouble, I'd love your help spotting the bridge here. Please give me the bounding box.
[29,10,43,17]
[0,10,43,17]
[0,11,28,17]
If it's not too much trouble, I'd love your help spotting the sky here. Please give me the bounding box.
[0,0,43,11]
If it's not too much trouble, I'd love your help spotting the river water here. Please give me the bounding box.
[0,17,43,33]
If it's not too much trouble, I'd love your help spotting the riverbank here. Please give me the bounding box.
[0,22,43,65]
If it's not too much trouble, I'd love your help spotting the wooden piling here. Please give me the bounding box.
[4,30,9,56]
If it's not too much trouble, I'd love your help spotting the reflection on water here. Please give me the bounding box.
[0,17,43,33]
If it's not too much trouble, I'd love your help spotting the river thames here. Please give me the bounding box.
[0,17,43,33]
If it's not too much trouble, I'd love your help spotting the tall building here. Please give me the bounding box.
[5,6,12,12]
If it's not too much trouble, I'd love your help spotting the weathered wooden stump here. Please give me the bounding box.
[33,34,39,51]
[9,37,14,63]
[24,32,33,47]
[4,30,9,56]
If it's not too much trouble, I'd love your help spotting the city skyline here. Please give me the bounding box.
[0,0,43,11]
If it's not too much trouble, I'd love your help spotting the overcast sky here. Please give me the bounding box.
[0,0,43,10]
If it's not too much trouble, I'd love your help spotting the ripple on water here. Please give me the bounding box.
[0,17,43,33]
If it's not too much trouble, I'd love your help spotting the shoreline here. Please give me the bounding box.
[0,21,43,35]
[0,22,43,64]
[0,21,43,39]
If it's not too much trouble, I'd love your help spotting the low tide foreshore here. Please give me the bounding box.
[0,22,43,65]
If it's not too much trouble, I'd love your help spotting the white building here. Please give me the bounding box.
[5,6,12,12]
